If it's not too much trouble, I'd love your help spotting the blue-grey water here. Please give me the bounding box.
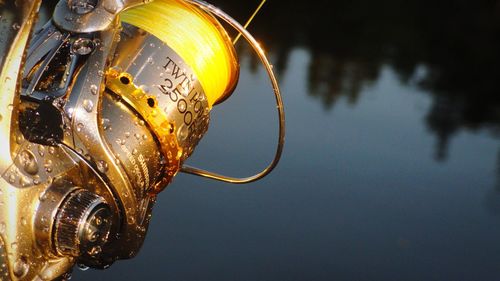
[59,0,500,280]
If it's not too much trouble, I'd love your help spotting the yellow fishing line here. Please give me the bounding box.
[121,0,238,107]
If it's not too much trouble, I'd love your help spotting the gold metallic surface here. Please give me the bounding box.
[0,0,284,279]
[0,1,79,280]
[105,69,183,194]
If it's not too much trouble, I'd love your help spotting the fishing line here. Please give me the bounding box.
[120,0,238,108]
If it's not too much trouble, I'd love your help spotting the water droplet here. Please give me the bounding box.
[13,257,29,277]
[0,222,5,234]
[8,174,16,184]
[44,159,53,173]
[10,242,18,250]
[132,149,138,155]
[20,176,32,187]
[12,23,20,30]
[178,124,189,141]
[20,217,27,226]
[72,38,95,55]
[90,84,98,95]
[83,99,94,112]
[147,57,154,64]
[37,145,45,157]
[48,147,56,155]
[69,0,97,14]
[18,150,39,175]
[124,132,131,138]
[101,118,111,130]
[103,1,118,13]
[97,160,109,173]
[76,123,84,132]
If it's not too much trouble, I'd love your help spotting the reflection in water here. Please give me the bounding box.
[217,0,500,160]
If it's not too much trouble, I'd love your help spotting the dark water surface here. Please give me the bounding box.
[64,0,500,280]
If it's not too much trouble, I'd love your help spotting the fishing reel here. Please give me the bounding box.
[0,0,284,280]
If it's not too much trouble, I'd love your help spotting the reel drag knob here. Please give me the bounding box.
[54,189,112,259]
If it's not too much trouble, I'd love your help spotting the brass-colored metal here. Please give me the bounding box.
[105,68,183,194]
[0,1,84,280]
[0,0,284,279]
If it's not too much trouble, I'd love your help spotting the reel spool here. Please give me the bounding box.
[106,0,285,190]
[0,0,284,278]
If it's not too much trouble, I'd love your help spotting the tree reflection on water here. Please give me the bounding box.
[215,0,500,161]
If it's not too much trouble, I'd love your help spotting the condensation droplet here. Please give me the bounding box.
[44,159,53,173]
[19,150,39,175]
[101,118,110,131]
[72,38,95,55]
[76,123,84,132]
[83,99,94,112]
[90,84,98,95]
[178,124,189,141]
[13,257,29,278]
[20,176,32,187]
[69,0,97,14]
[97,160,109,173]
[37,145,45,157]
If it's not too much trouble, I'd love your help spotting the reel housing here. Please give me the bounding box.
[0,0,284,279]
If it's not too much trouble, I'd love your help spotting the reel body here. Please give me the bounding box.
[0,0,284,280]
